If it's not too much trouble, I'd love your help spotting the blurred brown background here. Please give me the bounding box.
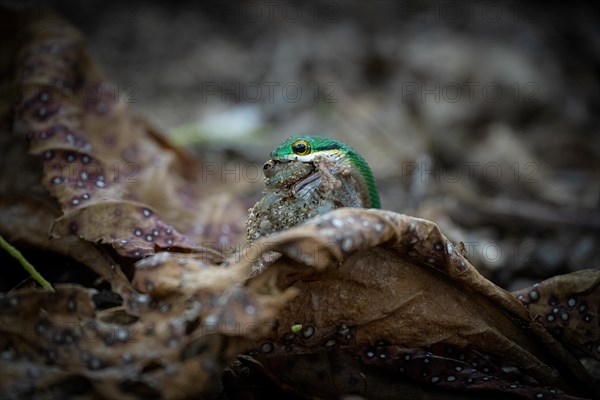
[3,0,599,288]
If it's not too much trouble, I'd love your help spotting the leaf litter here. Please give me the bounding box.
[0,7,597,400]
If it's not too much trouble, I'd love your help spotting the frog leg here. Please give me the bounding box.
[313,155,344,193]
[292,171,322,199]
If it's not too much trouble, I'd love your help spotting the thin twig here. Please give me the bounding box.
[0,235,54,292]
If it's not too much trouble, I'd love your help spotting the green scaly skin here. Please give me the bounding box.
[270,135,381,208]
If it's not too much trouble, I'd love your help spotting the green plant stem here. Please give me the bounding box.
[0,235,54,292]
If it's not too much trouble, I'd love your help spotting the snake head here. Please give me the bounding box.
[270,135,380,208]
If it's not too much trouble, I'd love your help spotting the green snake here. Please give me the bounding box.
[246,135,379,242]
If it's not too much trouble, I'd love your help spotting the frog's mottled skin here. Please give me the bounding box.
[246,135,379,242]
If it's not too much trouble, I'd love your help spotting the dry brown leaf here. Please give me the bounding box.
[0,253,297,399]
[0,194,133,296]
[236,208,597,399]
[4,9,244,263]
[513,270,600,363]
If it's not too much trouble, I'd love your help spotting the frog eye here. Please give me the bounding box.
[291,139,311,156]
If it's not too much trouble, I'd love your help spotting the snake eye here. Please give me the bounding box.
[291,139,311,156]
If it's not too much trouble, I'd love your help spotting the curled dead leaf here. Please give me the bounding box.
[0,253,297,399]
[236,208,598,399]
[513,269,600,365]
[4,9,238,265]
